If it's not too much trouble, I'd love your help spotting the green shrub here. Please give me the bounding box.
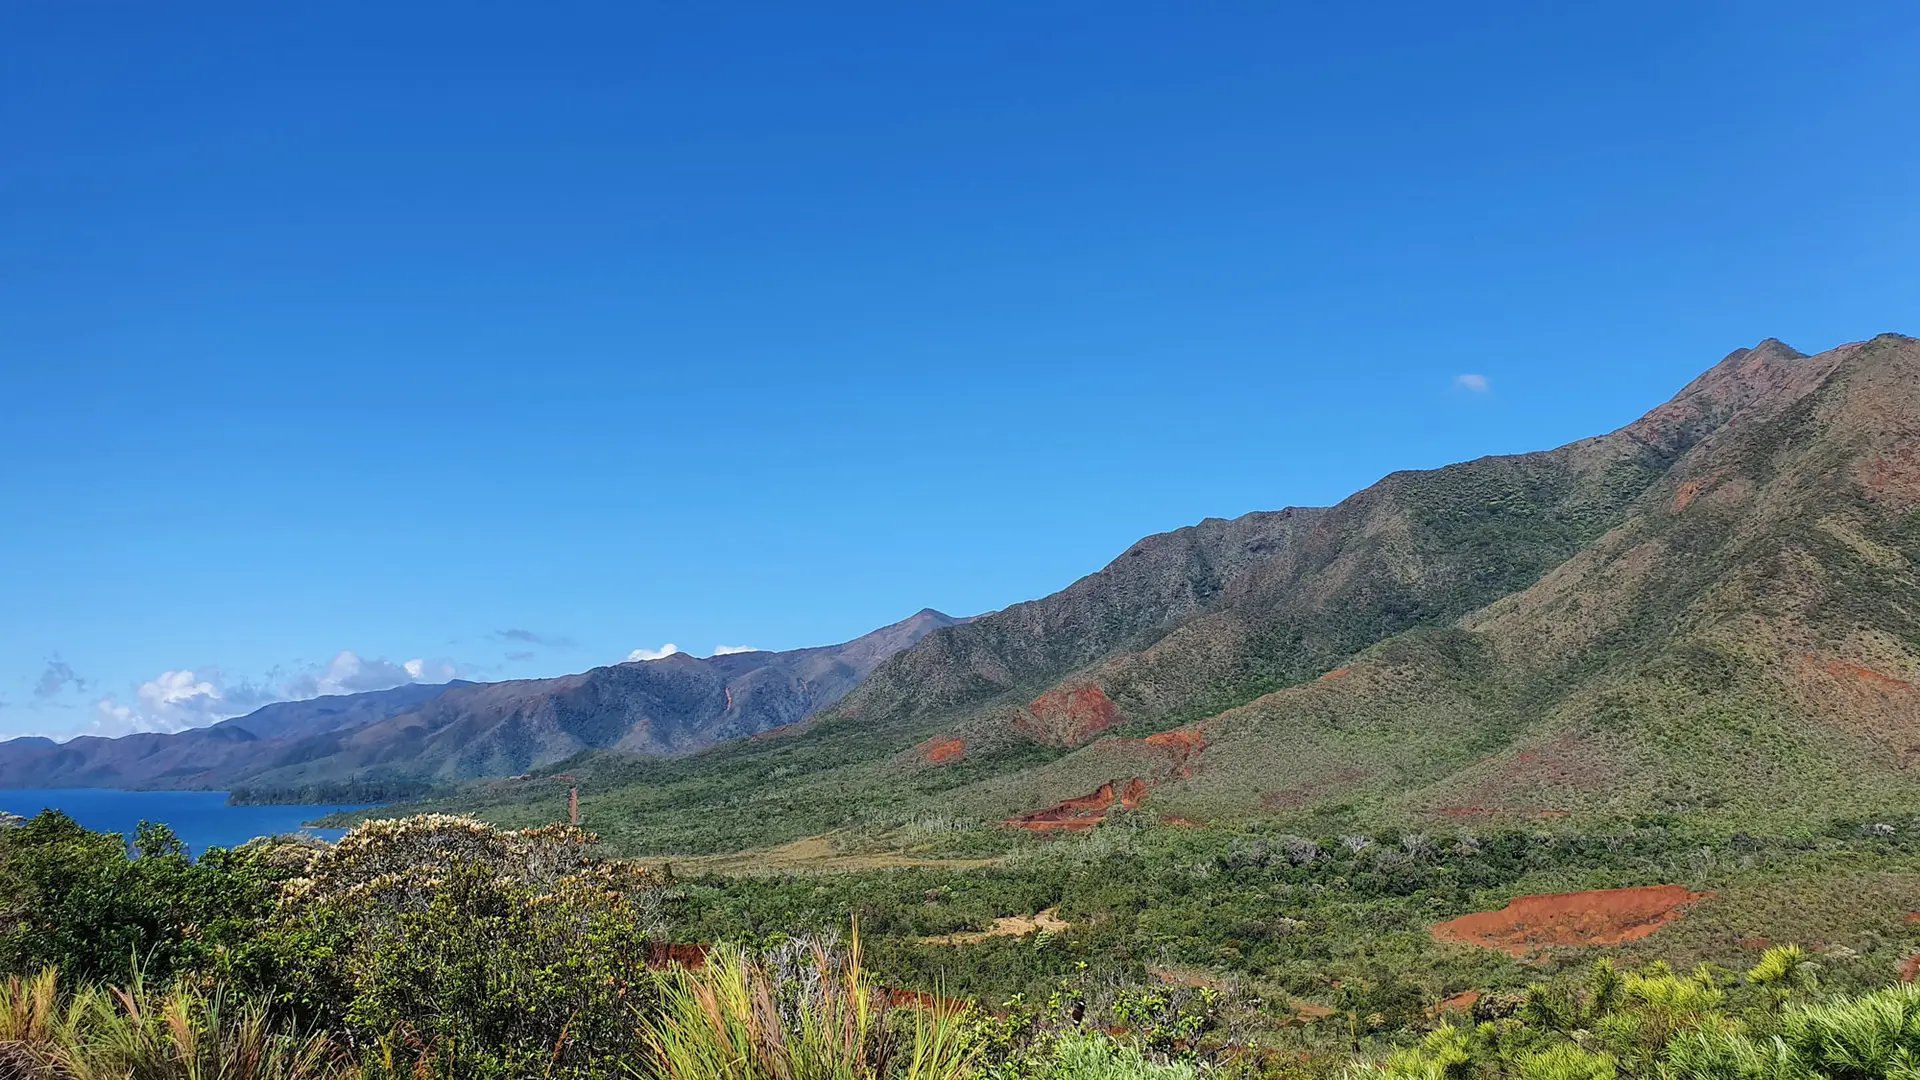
[0,812,287,986]
[268,814,669,1079]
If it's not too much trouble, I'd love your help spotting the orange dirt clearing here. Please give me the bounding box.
[1004,777,1148,832]
[1021,684,1122,746]
[1145,727,1205,754]
[1824,659,1916,692]
[1318,667,1352,682]
[1280,1000,1337,1025]
[1434,990,1481,1015]
[1144,727,1206,777]
[1431,885,1710,956]
[923,738,966,764]
[1672,478,1710,512]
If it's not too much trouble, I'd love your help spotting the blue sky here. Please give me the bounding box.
[4,3,1917,738]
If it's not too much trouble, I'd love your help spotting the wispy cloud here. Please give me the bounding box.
[1454,373,1491,393]
[626,644,681,662]
[504,650,536,662]
[711,645,759,656]
[491,628,576,648]
[33,658,87,699]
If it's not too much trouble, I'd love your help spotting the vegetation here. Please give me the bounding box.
[12,808,1920,1078]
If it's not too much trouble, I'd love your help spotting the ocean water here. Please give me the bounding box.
[0,788,372,857]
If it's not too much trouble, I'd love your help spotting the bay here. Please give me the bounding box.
[0,788,374,857]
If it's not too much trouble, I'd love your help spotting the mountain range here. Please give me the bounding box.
[0,609,961,797]
[15,334,1918,852]
[407,333,1920,853]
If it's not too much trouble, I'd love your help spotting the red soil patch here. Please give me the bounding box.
[1903,953,1920,984]
[1145,728,1205,753]
[1144,726,1206,777]
[646,943,711,970]
[1672,478,1710,513]
[1004,777,1147,832]
[1318,667,1353,682]
[1431,886,1710,956]
[923,738,966,764]
[1904,912,1920,925]
[1824,659,1916,692]
[1737,938,1773,950]
[1020,684,1122,746]
[1860,442,1920,506]
[1281,1000,1337,1025]
[1434,990,1481,1015]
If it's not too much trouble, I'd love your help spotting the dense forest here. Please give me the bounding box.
[6,810,1920,1079]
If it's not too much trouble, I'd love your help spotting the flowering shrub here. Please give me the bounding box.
[267,815,670,1080]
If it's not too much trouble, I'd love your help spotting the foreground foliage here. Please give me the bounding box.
[10,811,1920,1079]
[640,934,976,1080]
[0,968,352,1079]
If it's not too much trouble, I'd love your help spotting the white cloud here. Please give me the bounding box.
[711,645,759,656]
[626,643,681,662]
[76,651,462,741]
[86,669,229,737]
[1455,373,1491,393]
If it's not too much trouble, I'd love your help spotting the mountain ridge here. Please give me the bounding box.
[386,334,1920,855]
[0,609,961,795]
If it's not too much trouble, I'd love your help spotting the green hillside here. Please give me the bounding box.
[372,334,1920,856]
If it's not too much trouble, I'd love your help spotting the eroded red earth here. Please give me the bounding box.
[922,737,966,764]
[1824,658,1916,692]
[1431,885,1709,956]
[1004,777,1149,832]
[1020,684,1122,746]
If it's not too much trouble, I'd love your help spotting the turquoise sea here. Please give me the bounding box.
[0,789,371,857]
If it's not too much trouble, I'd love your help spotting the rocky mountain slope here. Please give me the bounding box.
[948,334,1920,831]
[0,609,959,795]
[416,334,1920,854]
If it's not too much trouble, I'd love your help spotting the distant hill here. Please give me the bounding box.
[0,609,960,796]
[0,681,467,792]
[408,334,1920,854]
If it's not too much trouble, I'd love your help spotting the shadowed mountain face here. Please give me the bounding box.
[0,681,466,792]
[0,610,960,795]
[413,334,1920,855]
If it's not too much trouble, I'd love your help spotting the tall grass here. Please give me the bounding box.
[635,931,976,1080]
[0,968,353,1080]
